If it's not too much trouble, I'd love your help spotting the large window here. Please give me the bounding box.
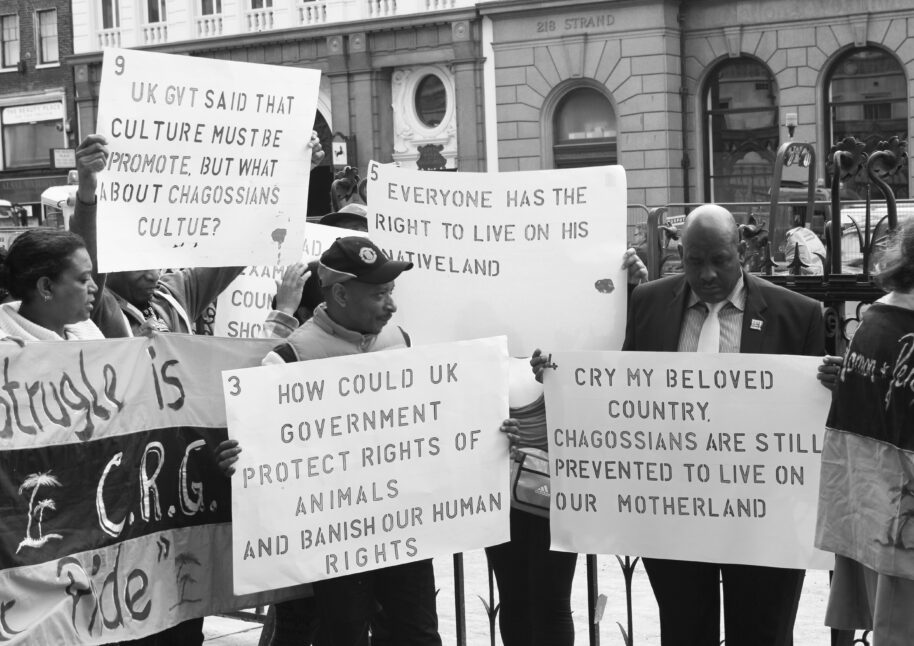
[101,0,119,29]
[1,102,64,169]
[147,0,166,23]
[827,48,908,198]
[552,87,617,168]
[251,0,273,8]
[36,9,57,64]
[704,58,779,203]
[1,15,18,69]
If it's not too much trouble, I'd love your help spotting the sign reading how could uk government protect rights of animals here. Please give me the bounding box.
[223,337,510,594]
[367,163,628,355]
[544,351,833,570]
[95,48,320,271]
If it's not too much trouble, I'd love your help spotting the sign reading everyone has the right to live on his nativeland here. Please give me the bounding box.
[367,162,628,356]
[544,351,833,570]
[223,337,511,594]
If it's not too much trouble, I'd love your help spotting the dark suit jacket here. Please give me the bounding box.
[622,272,824,357]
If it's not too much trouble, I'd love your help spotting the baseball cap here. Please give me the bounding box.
[318,236,412,286]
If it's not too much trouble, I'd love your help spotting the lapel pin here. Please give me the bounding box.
[750,319,763,331]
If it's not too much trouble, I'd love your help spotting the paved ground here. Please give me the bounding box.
[204,550,860,645]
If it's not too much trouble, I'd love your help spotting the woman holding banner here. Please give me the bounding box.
[815,222,914,645]
[0,228,102,341]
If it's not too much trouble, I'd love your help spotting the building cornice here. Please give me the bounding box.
[65,8,479,66]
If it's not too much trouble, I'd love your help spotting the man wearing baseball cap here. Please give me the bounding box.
[217,236,441,646]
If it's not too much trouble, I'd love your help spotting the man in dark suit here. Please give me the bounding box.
[623,204,824,646]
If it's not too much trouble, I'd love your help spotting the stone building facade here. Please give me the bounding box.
[67,0,914,213]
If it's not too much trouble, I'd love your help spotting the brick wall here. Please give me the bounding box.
[0,0,77,146]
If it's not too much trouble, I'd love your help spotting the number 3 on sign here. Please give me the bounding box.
[227,375,241,396]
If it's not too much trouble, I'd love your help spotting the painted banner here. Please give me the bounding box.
[0,335,307,644]
[224,337,511,594]
[95,48,321,271]
[544,351,833,570]
[367,162,628,356]
[213,223,359,338]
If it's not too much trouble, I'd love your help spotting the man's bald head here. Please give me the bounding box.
[680,204,740,248]
[678,204,745,304]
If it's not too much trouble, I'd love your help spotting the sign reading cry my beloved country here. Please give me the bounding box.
[367,162,628,355]
[0,335,306,645]
[223,337,510,594]
[544,351,833,570]
[95,48,320,271]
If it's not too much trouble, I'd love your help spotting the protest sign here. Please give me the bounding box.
[213,223,358,338]
[0,335,305,645]
[95,48,320,271]
[544,351,833,570]
[367,163,628,356]
[223,337,510,594]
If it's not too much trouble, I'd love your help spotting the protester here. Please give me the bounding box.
[534,205,824,646]
[815,222,914,646]
[486,373,577,646]
[264,207,369,338]
[0,228,102,341]
[218,236,441,646]
[69,135,244,338]
[67,131,318,644]
[491,249,645,646]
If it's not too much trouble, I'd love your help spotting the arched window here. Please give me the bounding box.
[704,58,779,203]
[552,87,616,168]
[826,47,908,198]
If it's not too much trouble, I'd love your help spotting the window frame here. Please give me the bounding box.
[0,14,19,70]
[824,46,908,199]
[701,56,779,203]
[146,0,167,24]
[34,8,58,66]
[200,0,223,16]
[100,0,120,30]
[550,85,617,169]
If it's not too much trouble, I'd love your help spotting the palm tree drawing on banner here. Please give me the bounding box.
[170,552,203,610]
[16,472,64,553]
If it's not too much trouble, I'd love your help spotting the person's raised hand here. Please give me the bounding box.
[622,247,648,285]
[817,355,844,393]
[75,134,109,203]
[275,262,311,315]
[308,130,325,171]
[530,348,553,384]
[500,418,521,461]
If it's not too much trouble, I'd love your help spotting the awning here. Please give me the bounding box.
[0,174,69,204]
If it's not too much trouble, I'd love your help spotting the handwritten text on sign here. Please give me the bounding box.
[544,351,833,570]
[223,337,510,594]
[95,48,320,271]
[367,163,628,355]
[213,223,361,338]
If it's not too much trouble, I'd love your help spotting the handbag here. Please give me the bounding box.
[509,447,550,518]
